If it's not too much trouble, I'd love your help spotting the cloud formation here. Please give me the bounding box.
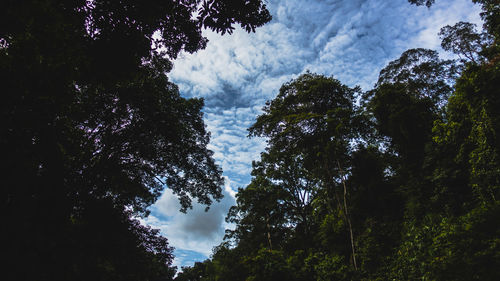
[148,0,483,267]
[145,177,236,267]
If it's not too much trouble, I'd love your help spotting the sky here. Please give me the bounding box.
[142,0,483,269]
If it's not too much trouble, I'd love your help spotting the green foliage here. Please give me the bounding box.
[304,252,351,281]
[389,205,500,281]
[225,170,294,252]
[244,249,292,281]
[432,51,500,210]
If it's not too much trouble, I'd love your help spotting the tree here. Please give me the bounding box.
[439,22,492,64]
[226,157,319,253]
[1,1,271,280]
[250,73,365,269]
[374,48,457,106]
[225,166,292,252]
[365,48,461,219]
[1,0,271,212]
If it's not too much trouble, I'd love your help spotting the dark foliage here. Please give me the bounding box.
[1,1,270,280]
[408,0,436,7]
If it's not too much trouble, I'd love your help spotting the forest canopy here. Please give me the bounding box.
[176,1,500,280]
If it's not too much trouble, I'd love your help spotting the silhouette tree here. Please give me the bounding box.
[1,1,271,280]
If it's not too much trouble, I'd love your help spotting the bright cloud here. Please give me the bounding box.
[145,177,237,266]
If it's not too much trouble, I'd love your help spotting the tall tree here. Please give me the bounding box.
[226,156,319,253]
[1,1,271,280]
[249,73,365,269]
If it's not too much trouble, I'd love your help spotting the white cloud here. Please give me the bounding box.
[406,0,482,50]
[204,106,267,182]
[146,177,237,267]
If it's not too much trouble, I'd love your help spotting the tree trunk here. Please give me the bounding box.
[323,157,357,270]
[265,214,273,251]
[338,161,357,270]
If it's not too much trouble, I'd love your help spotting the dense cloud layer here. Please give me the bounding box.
[146,0,482,268]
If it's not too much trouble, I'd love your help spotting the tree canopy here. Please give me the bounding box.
[1,1,271,280]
